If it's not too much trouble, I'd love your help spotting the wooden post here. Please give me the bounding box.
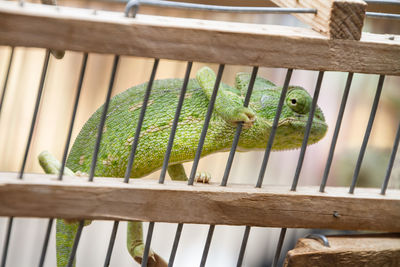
[270,0,367,40]
[284,234,400,266]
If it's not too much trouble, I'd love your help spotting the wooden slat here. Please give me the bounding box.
[270,0,367,40]
[0,173,399,231]
[0,2,399,75]
[285,234,400,266]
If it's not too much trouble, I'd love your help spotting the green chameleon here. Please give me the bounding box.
[39,66,327,266]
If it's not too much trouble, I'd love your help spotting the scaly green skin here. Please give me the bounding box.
[39,67,327,267]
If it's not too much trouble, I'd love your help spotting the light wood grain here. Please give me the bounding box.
[0,2,399,75]
[271,0,366,40]
[1,172,399,231]
[284,234,400,266]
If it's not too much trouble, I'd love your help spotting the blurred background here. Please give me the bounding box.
[0,0,399,266]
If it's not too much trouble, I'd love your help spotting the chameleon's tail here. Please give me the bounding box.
[38,151,80,267]
[56,219,79,267]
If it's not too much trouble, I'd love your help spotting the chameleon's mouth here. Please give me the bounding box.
[279,115,328,138]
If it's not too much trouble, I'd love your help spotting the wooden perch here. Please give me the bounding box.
[0,173,400,232]
[285,234,400,267]
[270,0,367,40]
[0,1,399,75]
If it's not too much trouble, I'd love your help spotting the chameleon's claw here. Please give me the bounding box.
[195,171,211,183]
[133,244,167,267]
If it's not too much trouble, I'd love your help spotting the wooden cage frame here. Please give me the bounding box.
[0,0,400,266]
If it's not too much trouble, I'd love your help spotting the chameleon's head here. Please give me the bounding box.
[253,85,328,150]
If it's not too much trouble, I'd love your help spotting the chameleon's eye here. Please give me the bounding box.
[286,88,311,114]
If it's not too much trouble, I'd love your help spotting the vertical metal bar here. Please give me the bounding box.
[67,220,84,267]
[159,61,193,184]
[291,71,324,191]
[0,47,14,117]
[168,223,183,267]
[256,69,293,188]
[236,226,250,267]
[0,217,13,267]
[88,55,120,181]
[381,121,400,195]
[220,66,258,186]
[320,72,353,192]
[271,228,287,267]
[141,222,155,267]
[68,55,120,267]
[37,219,53,267]
[38,53,88,267]
[199,224,215,267]
[124,58,160,183]
[188,64,225,185]
[19,50,51,178]
[104,59,160,266]
[103,221,119,267]
[349,75,384,194]
[58,53,88,180]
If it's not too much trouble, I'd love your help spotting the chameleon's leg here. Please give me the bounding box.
[168,163,210,183]
[38,151,91,267]
[196,66,256,129]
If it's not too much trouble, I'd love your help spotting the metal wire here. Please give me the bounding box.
[220,66,258,186]
[141,222,155,267]
[305,234,330,247]
[37,219,53,267]
[67,55,120,267]
[349,75,384,194]
[125,0,317,18]
[104,58,159,266]
[256,69,293,188]
[0,47,14,117]
[366,12,400,19]
[103,221,119,267]
[37,53,88,267]
[89,55,120,181]
[168,223,183,267]
[188,64,225,185]
[159,61,193,184]
[291,71,324,191]
[19,50,51,178]
[59,53,88,180]
[381,121,400,195]
[236,226,250,267]
[199,224,215,267]
[320,72,353,192]
[0,217,13,267]
[67,220,85,267]
[271,228,287,267]
[124,58,159,183]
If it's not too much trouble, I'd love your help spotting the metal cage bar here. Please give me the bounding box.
[168,223,183,267]
[320,72,353,192]
[0,47,14,117]
[19,50,51,178]
[271,228,287,267]
[67,55,120,267]
[381,121,400,195]
[188,64,225,185]
[38,53,89,267]
[236,225,251,267]
[291,71,324,191]
[220,66,258,186]
[256,69,293,188]
[349,75,385,194]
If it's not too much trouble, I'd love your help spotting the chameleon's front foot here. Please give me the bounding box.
[229,106,256,129]
[194,171,211,183]
[131,244,167,267]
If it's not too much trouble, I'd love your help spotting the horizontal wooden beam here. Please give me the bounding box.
[285,234,400,267]
[1,172,399,232]
[270,0,367,40]
[0,1,399,75]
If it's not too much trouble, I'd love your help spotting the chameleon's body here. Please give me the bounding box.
[39,67,327,266]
